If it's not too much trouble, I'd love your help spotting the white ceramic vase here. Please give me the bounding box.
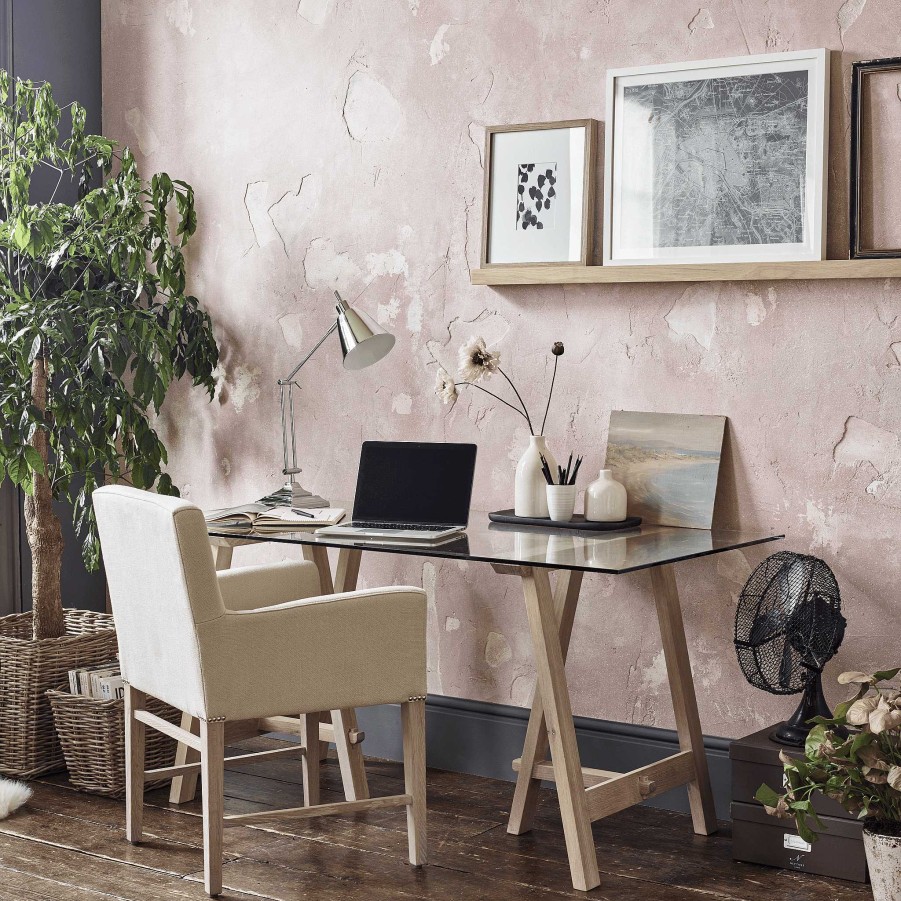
[584,469,627,522]
[546,484,577,523]
[863,826,901,901]
[514,436,556,518]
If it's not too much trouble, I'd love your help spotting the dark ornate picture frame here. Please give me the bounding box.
[850,56,901,259]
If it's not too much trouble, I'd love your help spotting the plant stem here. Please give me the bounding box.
[539,354,559,436]
[497,367,534,434]
[455,382,531,425]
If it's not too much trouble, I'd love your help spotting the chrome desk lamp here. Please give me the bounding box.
[276,291,395,505]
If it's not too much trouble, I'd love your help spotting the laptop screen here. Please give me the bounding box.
[353,441,477,526]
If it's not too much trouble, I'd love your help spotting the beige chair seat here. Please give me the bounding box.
[94,485,428,897]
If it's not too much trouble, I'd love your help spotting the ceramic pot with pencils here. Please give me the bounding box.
[542,453,582,523]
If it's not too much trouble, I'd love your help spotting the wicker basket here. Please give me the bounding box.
[47,690,181,797]
[0,609,118,778]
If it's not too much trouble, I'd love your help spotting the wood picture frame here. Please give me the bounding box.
[849,56,901,259]
[604,49,830,266]
[480,120,597,268]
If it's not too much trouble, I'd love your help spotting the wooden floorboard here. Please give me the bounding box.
[0,736,869,900]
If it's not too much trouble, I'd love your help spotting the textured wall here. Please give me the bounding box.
[101,0,901,738]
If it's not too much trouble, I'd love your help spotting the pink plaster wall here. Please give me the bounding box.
[101,0,901,739]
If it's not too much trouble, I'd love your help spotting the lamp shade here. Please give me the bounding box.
[335,297,395,370]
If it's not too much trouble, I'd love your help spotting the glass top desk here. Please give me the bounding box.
[207,515,784,892]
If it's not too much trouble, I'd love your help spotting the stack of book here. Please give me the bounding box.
[68,662,124,701]
[204,504,345,535]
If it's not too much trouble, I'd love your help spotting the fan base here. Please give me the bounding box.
[768,673,833,747]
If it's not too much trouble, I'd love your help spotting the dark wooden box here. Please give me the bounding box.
[730,726,868,883]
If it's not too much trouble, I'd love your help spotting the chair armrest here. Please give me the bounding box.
[217,561,322,611]
[198,587,428,720]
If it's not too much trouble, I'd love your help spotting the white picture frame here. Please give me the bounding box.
[603,49,830,266]
[481,120,597,267]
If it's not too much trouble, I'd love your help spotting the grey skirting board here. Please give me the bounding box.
[351,695,733,821]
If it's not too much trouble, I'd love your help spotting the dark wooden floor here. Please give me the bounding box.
[0,736,870,900]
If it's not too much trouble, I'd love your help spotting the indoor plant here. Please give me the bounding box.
[432,336,564,517]
[0,71,219,776]
[756,667,901,901]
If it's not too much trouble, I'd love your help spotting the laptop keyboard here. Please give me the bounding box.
[352,521,448,531]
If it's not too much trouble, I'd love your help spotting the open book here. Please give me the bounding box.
[205,504,345,535]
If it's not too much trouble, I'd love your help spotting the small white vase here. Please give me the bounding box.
[584,469,627,522]
[864,826,901,901]
[546,484,577,523]
[514,436,556,518]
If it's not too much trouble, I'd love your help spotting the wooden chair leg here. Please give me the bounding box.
[200,719,225,898]
[300,712,321,807]
[401,698,427,867]
[124,684,146,844]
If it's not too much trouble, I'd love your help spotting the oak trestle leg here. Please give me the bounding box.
[503,562,716,892]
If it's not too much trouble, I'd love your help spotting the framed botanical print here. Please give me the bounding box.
[603,49,830,266]
[481,120,597,267]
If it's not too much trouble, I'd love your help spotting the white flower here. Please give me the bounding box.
[434,367,458,405]
[458,336,499,383]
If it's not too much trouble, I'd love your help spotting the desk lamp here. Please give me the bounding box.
[277,291,395,505]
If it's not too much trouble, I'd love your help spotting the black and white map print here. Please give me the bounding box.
[623,70,809,247]
[517,162,557,230]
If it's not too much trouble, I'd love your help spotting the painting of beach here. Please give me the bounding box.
[605,411,726,529]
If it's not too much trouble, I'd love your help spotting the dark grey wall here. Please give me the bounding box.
[1,0,105,614]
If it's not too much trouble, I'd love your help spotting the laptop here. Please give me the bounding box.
[315,441,477,543]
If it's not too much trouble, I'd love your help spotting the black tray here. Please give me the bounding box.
[488,510,642,532]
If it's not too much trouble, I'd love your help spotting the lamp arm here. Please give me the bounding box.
[278,319,339,385]
[277,318,340,479]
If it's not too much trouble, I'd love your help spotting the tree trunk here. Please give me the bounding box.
[23,358,65,640]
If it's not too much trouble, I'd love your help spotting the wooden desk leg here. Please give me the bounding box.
[521,567,600,892]
[302,546,370,799]
[168,712,201,804]
[508,569,583,835]
[329,547,369,800]
[650,564,717,835]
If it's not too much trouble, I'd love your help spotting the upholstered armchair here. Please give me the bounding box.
[93,485,428,897]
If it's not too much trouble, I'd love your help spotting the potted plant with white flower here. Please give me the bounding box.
[756,667,901,901]
[432,336,564,517]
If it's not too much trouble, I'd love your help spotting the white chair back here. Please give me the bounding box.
[93,485,223,717]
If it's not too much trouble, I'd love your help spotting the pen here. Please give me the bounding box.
[290,508,315,518]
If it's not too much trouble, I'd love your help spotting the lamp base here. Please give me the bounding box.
[259,481,330,509]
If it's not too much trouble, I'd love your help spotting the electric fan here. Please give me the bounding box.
[734,551,846,746]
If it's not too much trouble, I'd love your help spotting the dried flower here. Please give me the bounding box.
[458,336,500,383]
[847,695,879,726]
[869,696,901,734]
[838,671,875,685]
[888,766,901,791]
[552,341,564,356]
[434,367,458,405]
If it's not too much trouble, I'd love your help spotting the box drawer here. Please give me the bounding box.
[732,759,849,819]
[732,801,867,883]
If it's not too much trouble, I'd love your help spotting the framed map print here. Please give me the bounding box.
[603,49,829,266]
[481,120,597,267]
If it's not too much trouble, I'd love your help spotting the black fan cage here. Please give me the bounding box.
[734,551,845,695]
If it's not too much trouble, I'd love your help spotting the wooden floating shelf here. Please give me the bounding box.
[471,259,901,286]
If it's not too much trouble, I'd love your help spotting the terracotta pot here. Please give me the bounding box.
[863,823,901,901]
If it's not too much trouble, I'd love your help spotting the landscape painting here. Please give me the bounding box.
[605,411,727,529]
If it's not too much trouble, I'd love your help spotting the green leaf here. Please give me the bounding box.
[23,446,45,475]
[872,667,901,683]
[755,783,782,808]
